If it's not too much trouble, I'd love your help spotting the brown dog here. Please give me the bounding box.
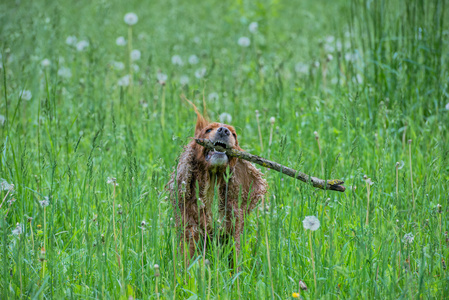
[168,105,268,261]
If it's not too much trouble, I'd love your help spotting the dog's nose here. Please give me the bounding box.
[217,126,230,136]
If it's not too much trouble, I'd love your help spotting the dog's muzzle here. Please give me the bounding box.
[205,127,231,166]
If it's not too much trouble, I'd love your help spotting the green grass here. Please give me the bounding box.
[1,0,448,298]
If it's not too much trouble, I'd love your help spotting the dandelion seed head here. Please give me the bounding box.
[179,75,189,85]
[12,223,22,236]
[195,67,206,79]
[66,35,77,46]
[58,67,72,79]
[219,113,232,124]
[295,62,309,74]
[107,177,118,185]
[117,75,130,87]
[112,61,125,70]
[76,40,89,52]
[1,179,13,191]
[208,92,219,101]
[116,36,126,46]
[238,36,251,47]
[445,102,449,110]
[171,55,183,66]
[130,49,141,61]
[402,232,414,244]
[248,22,258,33]
[124,13,138,25]
[270,117,275,124]
[20,90,32,101]
[154,264,159,269]
[188,55,199,65]
[40,197,50,208]
[41,58,51,67]
[157,71,168,84]
[302,216,320,231]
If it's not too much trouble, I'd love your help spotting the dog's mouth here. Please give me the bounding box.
[212,140,228,149]
[205,139,230,166]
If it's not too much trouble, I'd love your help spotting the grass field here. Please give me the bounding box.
[1,0,448,298]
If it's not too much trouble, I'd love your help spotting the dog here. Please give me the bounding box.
[168,104,268,261]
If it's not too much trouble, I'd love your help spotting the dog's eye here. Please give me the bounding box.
[205,129,212,133]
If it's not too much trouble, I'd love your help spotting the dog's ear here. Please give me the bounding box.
[184,97,209,137]
[233,158,268,212]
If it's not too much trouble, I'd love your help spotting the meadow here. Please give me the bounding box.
[1,0,448,298]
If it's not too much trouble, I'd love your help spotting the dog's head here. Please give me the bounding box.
[191,106,240,171]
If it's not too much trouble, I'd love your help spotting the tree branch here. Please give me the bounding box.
[195,138,345,192]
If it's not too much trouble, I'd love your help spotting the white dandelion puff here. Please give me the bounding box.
[40,197,50,208]
[249,22,258,33]
[157,71,168,84]
[116,36,126,46]
[171,55,184,66]
[238,36,251,47]
[107,177,118,185]
[0,178,13,191]
[302,216,320,231]
[402,233,414,244]
[364,177,374,186]
[76,40,89,52]
[208,92,219,101]
[397,160,405,170]
[270,117,275,124]
[445,102,449,110]
[295,62,309,74]
[117,75,130,87]
[65,36,77,46]
[12,223,23,236]
[130,49,141,61]
[195,67,206,79]
[41,58,51,67]
[58,67,72,79]
[219,113,232,124]
[124,12,138,25]
[112,61,125,70]
[20,90,32,101]
[188,55,199,65]
[179,75,189,85]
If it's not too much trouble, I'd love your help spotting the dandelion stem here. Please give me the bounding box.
[309,231,317,292]
[128,25,133,88]
[256,111,264,151]
[112,183,121,269]
[396,162,399,201]
[161,85,166,129]
[315,133,324,176]
[365,181,371,226]
[141,227,144,292]
[262,196,275,299]
[408,140,415,209]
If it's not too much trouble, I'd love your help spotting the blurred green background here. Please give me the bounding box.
[1,0,448,298]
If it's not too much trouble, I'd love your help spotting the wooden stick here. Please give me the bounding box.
[195,138,345,192]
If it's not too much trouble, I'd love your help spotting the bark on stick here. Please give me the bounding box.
[195,138,345,192]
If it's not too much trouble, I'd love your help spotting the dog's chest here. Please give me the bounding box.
[200,178,228,232]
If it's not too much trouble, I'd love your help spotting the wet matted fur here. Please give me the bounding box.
[167,106,268,260]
